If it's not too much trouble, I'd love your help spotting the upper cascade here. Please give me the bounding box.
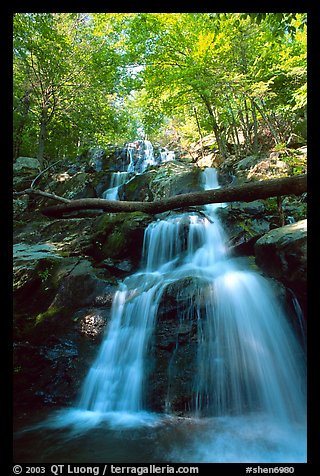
[126,139,175,173]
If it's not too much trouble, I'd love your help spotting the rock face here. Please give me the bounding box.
[120,161,203,202]
[13,157,41,175]
[13,157,41,193]
[13,140,307,417]
[147,277,205,414]
[254,219,307,308]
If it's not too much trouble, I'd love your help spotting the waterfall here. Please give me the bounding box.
[102,140,157,200]
[160,147,175,162]
[37,163,305,462]
[102,172,130,200]
[141,140,157,171]
[124,140,175,175]
[78,168,306,427]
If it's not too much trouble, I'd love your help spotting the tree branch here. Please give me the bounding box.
[36,174,307,218]
[13,188,71,204]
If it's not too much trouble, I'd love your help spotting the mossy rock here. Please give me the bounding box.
[150,162,202,200]
[87,212,153,264]
[254,219,307,307]
[120,172,155,201]
[121,161,202,202]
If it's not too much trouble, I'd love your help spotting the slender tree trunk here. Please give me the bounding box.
[251,99,259,154]
[37,104,49,166]
[253,99,280,145]
[227,97,241,157]
[237,103,251,154]
[201,95,227,158]
[14,91,32,160]
[193,106,204,158]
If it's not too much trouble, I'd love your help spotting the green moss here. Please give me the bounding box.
[34,305,63,326]
[238,220,256,237]
[103,230,125,257]
[125,180,140,193]
[87,212,152,262]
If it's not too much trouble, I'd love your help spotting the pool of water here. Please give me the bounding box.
[13,409,307,463]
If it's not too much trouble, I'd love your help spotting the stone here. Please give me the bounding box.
[85,212,153,266]
[13,195,29,218]
[254,219,307,305]
[196,153,217,168]
[121,161,202,202]
[235,155,260,172]
[146,276,213,413]
[13,242,63,262]
[48,172,97,200]
[13,157,41,175]
[217,201,271,256]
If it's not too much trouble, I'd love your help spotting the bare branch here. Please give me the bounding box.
[13,188,71,204]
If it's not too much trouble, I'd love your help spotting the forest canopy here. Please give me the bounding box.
[13,12,307,165]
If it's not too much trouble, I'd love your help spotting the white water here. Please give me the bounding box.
[102,172,130,200]
[126,140,175,174]
[36,167,306,462]
[160,147,175,162]
[102,140,158,199]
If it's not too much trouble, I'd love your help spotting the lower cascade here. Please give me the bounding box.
[25,168,307,463]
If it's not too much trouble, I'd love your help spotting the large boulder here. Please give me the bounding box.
[13,157,41,175]
[217,200,272,256]
[254,219,307,307]
[45,171,98,201]
[13,240,117,410]
[235,155,261,173]
[121,161,203,202]
[147,276,209,414]
[13,157,41,191]
[13,213,121,410]
[85,212,153,267]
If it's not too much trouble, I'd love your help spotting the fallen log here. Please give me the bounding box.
[38,174,307,218]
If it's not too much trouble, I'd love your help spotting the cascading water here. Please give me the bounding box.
[77,167,306,429]
[102,172,130,200]
[102,140,175,200]
[126,139,158,173]
[19,165,306,463]
[160,147,175,163]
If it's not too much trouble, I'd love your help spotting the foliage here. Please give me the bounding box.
[13,12,307,164]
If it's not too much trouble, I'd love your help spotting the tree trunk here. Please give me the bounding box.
[193,106,204,158]
[13,88,31,160]
[37,105,49,166]
[200,94,227,158]
[40,174,307,218]
[251,99,259,154]
[253,99,280,145]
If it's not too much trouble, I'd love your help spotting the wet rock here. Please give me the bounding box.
[73,307,109,339]
[217,202,272,256]
[13,157,41,175]
[47,171,98,200]
[13,194,30,218]
[254,219,307,307]
[235,155,260,172]
[120,172,154,202]
[85,212,153,267]
[13,330,106,409]
[121,161,202,202]
[147,276,210,414]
